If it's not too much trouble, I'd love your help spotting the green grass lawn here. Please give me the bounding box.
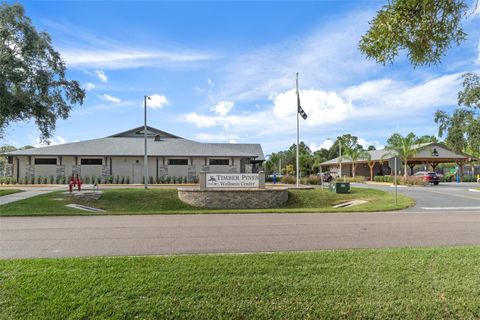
[0,189,23,197]
[1,246,480,319]
[0,187,413,216]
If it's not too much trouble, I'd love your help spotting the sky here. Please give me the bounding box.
[3,0,480,155]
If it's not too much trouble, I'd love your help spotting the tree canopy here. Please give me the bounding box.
[361,0,479,157]
[385,133,419,178]
[359,0,469,67]
[0,3,85,142]
[435,74,480,156]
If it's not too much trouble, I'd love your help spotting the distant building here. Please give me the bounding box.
[320,142,474,177]
[3,126,265,183]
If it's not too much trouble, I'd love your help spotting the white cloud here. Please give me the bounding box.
[194,133,239,142]
[98,94,121,103]
[83,82,96,91]
[33,136,67,147]
[309,140,333,152]
[211,10,376,102]
[272,89,354,125]
[211,100,234,116]
[62,49,214,69]
[346,73,463,119]
[357,138,384,150]
[309,138,383,152]
[95,70,108,82]
[147,94,169,109]
[183,113,220,128]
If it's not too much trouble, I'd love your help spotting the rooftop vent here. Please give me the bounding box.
[154,134,161,141]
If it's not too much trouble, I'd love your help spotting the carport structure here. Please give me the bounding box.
[320,142,473,180]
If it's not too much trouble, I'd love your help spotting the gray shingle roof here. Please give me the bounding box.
[4,127,265,160]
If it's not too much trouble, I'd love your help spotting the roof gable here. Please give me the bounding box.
[109,126,182,139]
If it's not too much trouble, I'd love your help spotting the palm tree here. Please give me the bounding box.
[343,148,371,178]
[385,134,419,179]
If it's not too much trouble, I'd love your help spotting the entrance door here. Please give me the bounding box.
[132,164,143,184]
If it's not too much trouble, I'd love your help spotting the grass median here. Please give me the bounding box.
[0,187,413,216]
[0,189,23,197]
[1,246,480,319]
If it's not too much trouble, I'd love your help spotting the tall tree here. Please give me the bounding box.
[360,0,479,157]
[343,148,371,178]
[0,3,85,142]
[328,134,361,160]
[385,133,419,178]
[435,73,480,156]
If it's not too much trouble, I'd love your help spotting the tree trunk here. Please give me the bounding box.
[352,162,356,177]
[368,162,375,181]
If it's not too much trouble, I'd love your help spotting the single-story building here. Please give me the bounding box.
[320,142,475,178]
[2,126,265,183]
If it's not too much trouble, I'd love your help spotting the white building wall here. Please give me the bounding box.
[111,157,142,179]
[18,156,29,178]
[63,157,75,178]
[33,157,57,177]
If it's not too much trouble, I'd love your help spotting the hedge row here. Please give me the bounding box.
[0,175,199,185]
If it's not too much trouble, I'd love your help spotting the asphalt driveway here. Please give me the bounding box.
[355,182,480,212]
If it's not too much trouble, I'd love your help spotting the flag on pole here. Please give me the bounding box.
[297,91,308,120]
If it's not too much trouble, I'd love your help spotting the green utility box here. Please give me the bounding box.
[335,182,350,194]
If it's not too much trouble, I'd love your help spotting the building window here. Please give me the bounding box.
[34,158,57,165]
[209,159,229,165]
[168,159,188,165]
[81,158,103,165]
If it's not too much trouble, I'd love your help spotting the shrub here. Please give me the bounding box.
[49,175,54,184]
[281,175,296,184]
[191,176,199,184]
[84,176,91,184]
[149,176,154,184]
[300,175,320,185]
[374,175,393,183]
[172,176,177,184]
[115,175,120,184]
[397,177,427,186]
[462,175,477,182]
[125,176,130,184]
[11,177,17,184]
[120,176,125,184]
[0,176,5,184]
[343,176,366,183]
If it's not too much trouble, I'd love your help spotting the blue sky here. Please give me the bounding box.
[3,0,480,154]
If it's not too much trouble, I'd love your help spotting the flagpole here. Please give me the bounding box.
[296,73,299,188]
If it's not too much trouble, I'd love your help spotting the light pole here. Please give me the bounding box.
[338,137,342,179]
[144,95,151,190]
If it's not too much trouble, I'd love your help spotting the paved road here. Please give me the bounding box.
[2,211,480,258]
[356,182,480,212]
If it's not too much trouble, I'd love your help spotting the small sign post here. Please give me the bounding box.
[394,158,397,206]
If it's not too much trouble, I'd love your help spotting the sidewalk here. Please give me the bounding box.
[0,186,67,206]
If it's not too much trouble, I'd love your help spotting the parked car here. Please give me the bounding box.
[413,171,440,185]
[318,172,334,182]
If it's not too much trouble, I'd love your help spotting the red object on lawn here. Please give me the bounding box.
[68,174,83,192]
